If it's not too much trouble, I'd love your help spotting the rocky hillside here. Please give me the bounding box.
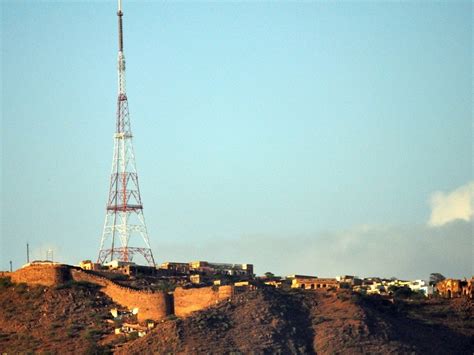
[118,288,473,355]
[0,278,118,354]
[1,278,472,354]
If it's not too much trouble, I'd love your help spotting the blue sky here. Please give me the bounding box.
[1,1,472,278]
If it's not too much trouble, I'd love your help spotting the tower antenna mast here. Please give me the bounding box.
[97,0,156,266]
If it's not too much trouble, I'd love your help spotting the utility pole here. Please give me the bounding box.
[9,261,12,272]
[46,249,53,262]
[27,242,30,263]
[97,0,155,267]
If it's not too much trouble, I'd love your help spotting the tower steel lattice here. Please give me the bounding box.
[97,0,155,266]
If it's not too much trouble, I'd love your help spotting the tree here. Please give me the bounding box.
[393,286,414,299]
[264,272,275,279]
[387,285,399,294]
[429,273,445,286]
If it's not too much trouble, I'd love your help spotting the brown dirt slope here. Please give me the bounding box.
[118,287,314,354]
[119,288,473,355]
[0,278,117,354]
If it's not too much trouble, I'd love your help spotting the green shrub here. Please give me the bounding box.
[83,328,102,341]
[155,280,177,292]
[0,277,13,290]
[336,292,350,301]
[82,341,110,355]
[15,283,29,294]
[110,334,127,346]
[55,280,98,290]
[312,316,329,325]
[127,331,139,341]
[70,323,84,331]
[92,312,109,323]
[50,322,62,330]
[55,280,75,290]
[392,286,426,300]
[24,285,47,299]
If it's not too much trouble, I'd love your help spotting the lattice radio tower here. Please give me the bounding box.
[97,0,155,266]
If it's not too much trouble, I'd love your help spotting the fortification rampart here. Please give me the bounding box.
[10,264,71,286]
[9,264,235,320]
[71,269,171,321]
[174,285,233,318]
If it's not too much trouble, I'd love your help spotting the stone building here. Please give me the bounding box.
[189,261,254,277]
[79,260,102,271]
[264,280,284,288]
[160,260,253,278]
[436,279,463,298]
[117,264,158,277]
[438,278,474,299]
[462,278,473,299]
[336,275,362,286]
[160,262,190,274]
[290,275,339,290]
[190,274,205,284]
[91,260,159,277]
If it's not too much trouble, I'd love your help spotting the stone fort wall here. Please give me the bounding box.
[70,269,172,321]
[10,264,71,286]
[9,264,235,320]
[174,285,233,318]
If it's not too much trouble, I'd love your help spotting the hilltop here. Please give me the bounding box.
[118,287,473,354]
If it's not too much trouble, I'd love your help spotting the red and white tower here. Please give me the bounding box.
[98,0,155,266]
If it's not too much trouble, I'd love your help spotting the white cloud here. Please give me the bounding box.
[428,181,474,227]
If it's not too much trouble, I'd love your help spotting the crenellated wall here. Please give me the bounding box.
[174,285,233,318]
[71,269,171,321]
[10,264,71,286]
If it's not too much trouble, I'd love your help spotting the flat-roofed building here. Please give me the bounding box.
[119,264,158,277]
[160,262,190,274]
[264,280,284,288]
[104,260,136,269]
[291,276,339,290]
[79,260,102,271]
[190,274,207,284]
[189,261,253,277]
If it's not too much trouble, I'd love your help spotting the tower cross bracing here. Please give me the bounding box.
[97,0,155,266]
